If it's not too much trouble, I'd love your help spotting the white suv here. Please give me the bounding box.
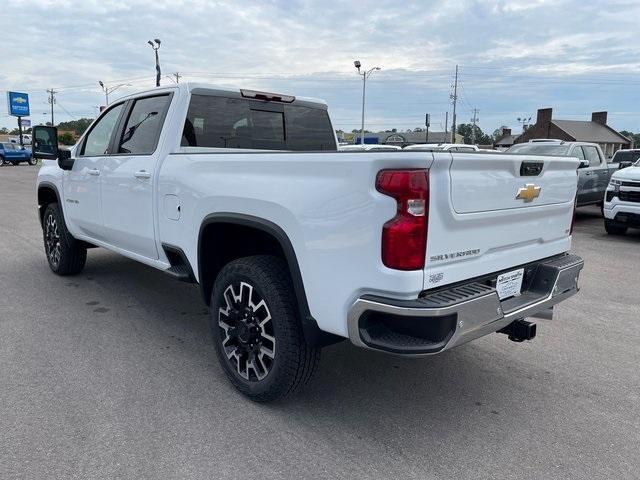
[603,159,640,235]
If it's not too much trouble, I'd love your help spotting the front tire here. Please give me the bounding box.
[210,255,320,402]
[42,203,87,275]
[604,219,627,235]
[28,156,37,166]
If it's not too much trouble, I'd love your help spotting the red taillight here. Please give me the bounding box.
[376,169,429,270]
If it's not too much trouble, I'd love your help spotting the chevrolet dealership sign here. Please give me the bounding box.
[7,91,30,117]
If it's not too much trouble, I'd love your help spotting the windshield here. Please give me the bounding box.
[612,150,640,163]
[504,144,569,156]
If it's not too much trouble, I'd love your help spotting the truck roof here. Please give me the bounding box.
[112,82,329,110]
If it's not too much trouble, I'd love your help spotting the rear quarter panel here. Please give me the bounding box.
[157,151,432,337]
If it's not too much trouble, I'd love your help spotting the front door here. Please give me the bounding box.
[63,103,125,240]
[100,94,172,260]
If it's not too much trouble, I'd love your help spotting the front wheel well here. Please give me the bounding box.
[37,185,60,226]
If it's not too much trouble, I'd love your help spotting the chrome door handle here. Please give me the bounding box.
[87,169,100,176]
[134,170,151,179]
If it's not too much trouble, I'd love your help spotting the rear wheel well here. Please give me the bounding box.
[198,215,342,348]
[199,221,289,307]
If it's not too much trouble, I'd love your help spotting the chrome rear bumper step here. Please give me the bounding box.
[347,254,584,356]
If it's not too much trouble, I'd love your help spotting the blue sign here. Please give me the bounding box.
[355,136,379,144]
[7,91,30,117]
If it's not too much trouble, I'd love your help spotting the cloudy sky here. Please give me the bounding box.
[1,0,639,136]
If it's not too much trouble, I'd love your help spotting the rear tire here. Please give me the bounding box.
[210,255,320,402]
[42,203,87,275]
[604,219,627,235]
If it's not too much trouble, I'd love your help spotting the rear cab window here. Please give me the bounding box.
[181,93,336,151]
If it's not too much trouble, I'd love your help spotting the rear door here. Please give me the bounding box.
[100,93,172,259]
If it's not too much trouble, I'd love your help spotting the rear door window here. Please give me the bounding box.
[119,95,171,155]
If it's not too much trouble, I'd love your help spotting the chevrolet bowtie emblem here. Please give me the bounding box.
[516,184,541,202]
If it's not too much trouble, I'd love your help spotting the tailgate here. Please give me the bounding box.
[423,152,578,291]
[450,154,577,213]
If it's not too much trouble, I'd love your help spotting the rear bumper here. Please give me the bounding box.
[347,254,584,356]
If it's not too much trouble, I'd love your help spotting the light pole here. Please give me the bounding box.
[148,39,161,87]
[98,81,131,106]
[517,116,532,133]
[354,60,380,145]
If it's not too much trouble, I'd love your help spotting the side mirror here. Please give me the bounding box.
[33,126,75,170]
[58,149,74,170]
[578,159,590,169]
[32,126,59,160]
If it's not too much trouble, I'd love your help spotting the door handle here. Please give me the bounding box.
[134,170,152,179]
[87,169,100,176]
[584,171,593,175]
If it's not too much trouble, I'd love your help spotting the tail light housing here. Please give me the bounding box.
[376,169,429,270]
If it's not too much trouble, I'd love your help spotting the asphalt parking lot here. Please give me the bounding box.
[1,165,639,480]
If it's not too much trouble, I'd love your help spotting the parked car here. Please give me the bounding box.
[610,149,640,170]
[404,143,480,153]
[603,159,640,235]
[0,142,35,165]
[504,140,614,209]
[338,144,402,151]
[32,83,583,402]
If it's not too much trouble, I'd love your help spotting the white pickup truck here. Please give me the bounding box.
[33,83,583,401]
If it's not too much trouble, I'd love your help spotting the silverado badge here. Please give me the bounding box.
[516,183,541,202]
